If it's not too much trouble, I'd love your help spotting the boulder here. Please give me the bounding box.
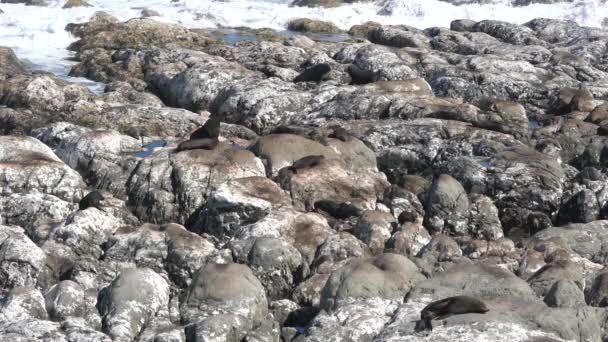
[97,268,170,341]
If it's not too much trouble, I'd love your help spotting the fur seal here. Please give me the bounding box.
[328,126,350,142]
[190,115,221,140]
[397,209,417,224]
[176,138,219,152]
[348,64,375,85]
[289,155,325,174]
[79,191,105,212]
[294,63,331,83]
[418,296,489,331]
[314,200,362,219]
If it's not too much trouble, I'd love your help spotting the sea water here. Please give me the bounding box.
[0,0,607,79]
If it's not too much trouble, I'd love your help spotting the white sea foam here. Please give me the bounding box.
[0,0,607,79]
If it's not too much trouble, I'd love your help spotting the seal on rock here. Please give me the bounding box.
[328,126,350,142]
[176,138,219,152]
[190,115,221,140]
[417,296,489,331]
[289,155,325,174]
[294,63,331,83]
[348,64,375,85]
[78,191,105,212]
[314,200,362,219]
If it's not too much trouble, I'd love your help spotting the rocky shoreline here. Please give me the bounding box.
[1,11,608,342]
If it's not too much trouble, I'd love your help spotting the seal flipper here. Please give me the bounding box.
[414,318,433,332]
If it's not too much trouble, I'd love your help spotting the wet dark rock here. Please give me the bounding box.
[556,188,599,224]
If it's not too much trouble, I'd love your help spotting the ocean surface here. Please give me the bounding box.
[0,0,607,80]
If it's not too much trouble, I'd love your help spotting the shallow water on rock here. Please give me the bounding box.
[133,139,168,158]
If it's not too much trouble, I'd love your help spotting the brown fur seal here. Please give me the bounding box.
[176,138,219,152]
[329,126,350,142]
[190,115,221,140]
[294,63,331,83]
[314,200,362,219]
[348,64,375,85]
[78,191,105,212]
[289,155,325,174]
[418,296,489,331]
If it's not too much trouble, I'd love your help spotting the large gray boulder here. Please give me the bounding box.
[0,136,86,202]
[320,253,424,311]
[97,268,170,341]
[424,174,469,235]
[127,143,265,226]
[181,263,268,341]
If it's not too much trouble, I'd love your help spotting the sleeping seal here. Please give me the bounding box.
[294,63,331,83]
[314,200,362,219]
[289,155,325,174]
[418,296,489,331]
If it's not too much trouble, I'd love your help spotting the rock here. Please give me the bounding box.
[424,174,469,235]
[102,223,216,287]
[386,221,431,256]
[472,19,541,45]
[54,129,141,197]
[349,44,418,83]
[181,263,268,339]
[533,221,608,264]
[450,19,476,32]
[66,15,217,51]
[141,8,160,17]
[0,192,75,241]
[0,47,27,80]
[97,268,170,341]
[0,229,46,290]
[250,134,338,176]
[348,21,381,37]
[418,235,463,262]
[231,237,303,301]
[353,210,396,254]
[527,260,583,297]
[44,280,85,320]
[204,176,291,238]
[320,253,423,310]
[544,279,585,308]
[0,0,47,6]
[367,25,431,49]
[63,0,91,8]
[468,194,503,240]
[287,18,340,33]
[0,287,47,321]
[289,0,345,8]
[127,143,265,227]
[49,206,123,258]
[557,188,600,225]
[587,270,608,307]
[0,136,85,202]
[277,157,388,212]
